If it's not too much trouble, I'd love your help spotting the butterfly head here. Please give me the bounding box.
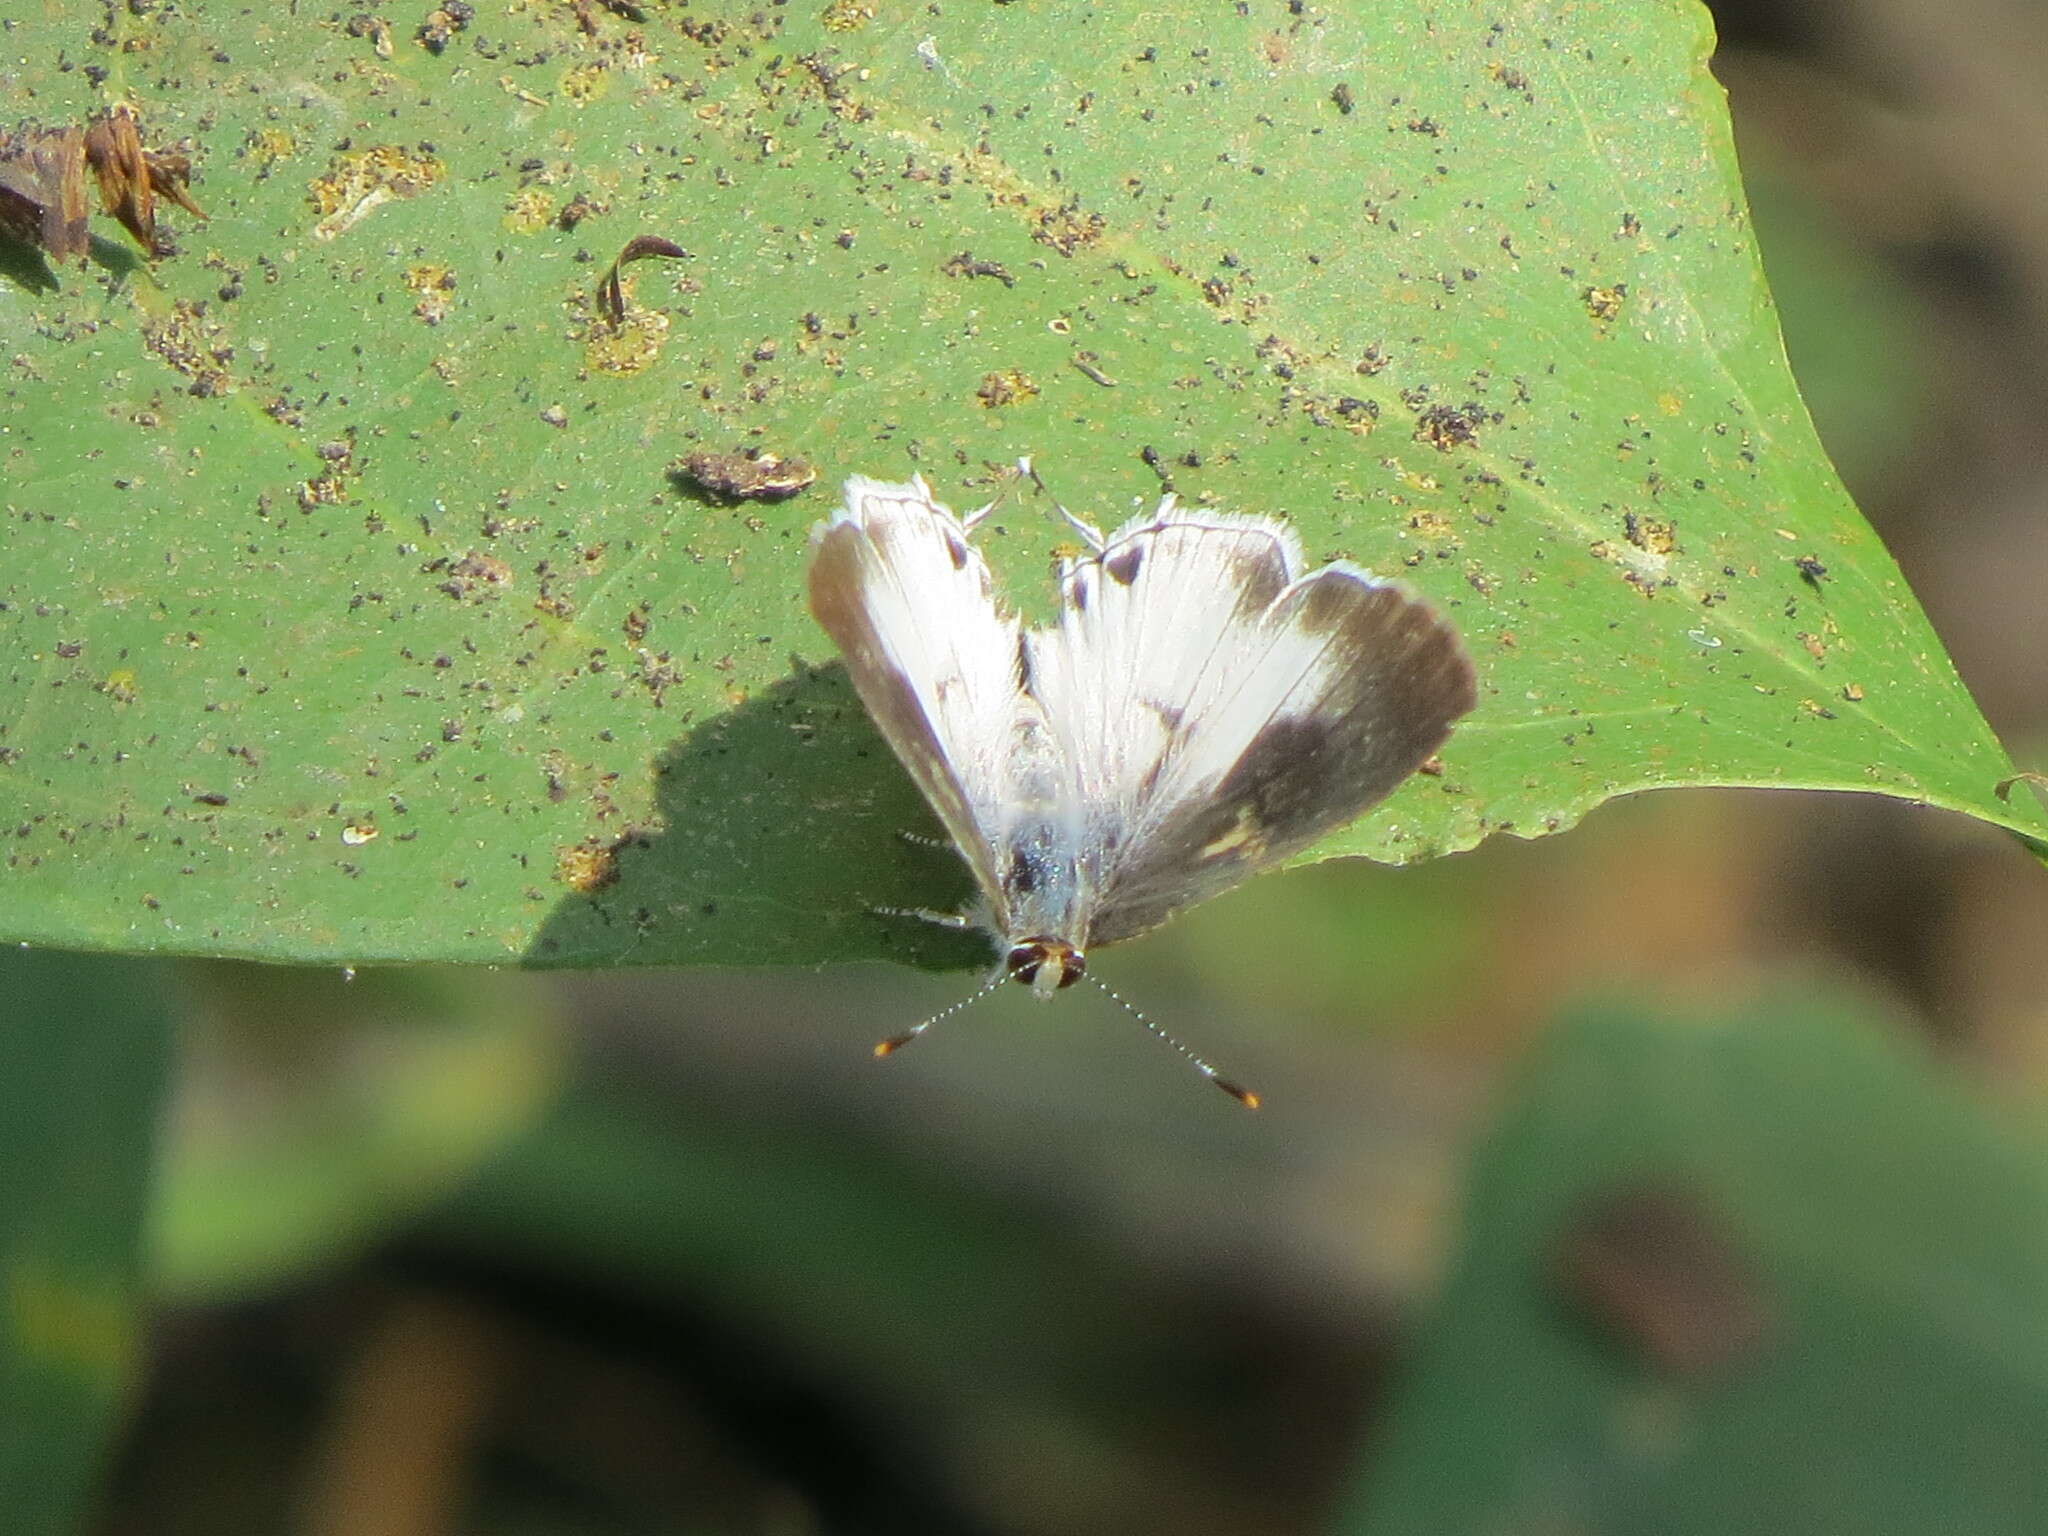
[1005,936,1085,999]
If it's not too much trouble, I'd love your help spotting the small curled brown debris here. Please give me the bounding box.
[88,113,206,254]
[0,124,89,260]
[1070,353,1116,388]
[1995,771,2048,803]
[673,447,816,501]
[597,233,690,325]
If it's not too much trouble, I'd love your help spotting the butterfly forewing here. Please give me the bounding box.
[806,477,1038,925]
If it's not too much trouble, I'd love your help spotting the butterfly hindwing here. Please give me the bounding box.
[1030,510,1476,946]
[1029,508,1299,813]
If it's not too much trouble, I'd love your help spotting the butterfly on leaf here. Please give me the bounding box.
[806,473,1476,1103]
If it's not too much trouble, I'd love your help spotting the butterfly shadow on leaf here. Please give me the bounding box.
[0,233,59,295]
[521,658,994,976]
[0,230,146,296]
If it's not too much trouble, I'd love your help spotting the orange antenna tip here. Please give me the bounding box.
[1082,974,1257,1108]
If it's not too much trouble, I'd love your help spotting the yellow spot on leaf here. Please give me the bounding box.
[976,369,1039,408]
[308,145,445,241]
[503,188,553,235]
[822,0,875,28]
[560,62,609,106]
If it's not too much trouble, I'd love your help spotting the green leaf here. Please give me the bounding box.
[1337,987,2048,1536]
[0,950,172,1533]
[4,1,2041,969]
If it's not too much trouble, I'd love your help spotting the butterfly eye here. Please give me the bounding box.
[1006,939,1085,991]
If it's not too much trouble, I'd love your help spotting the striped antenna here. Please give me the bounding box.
[873,969,1009,1058]
[1085,974,1261,1109]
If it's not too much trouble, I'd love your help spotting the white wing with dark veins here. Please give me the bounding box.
[805,477,1052,935]
[1027,504,1476,946]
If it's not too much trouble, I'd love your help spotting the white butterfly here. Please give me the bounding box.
[807,472,1476,1102]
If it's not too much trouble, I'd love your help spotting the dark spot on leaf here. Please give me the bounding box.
[417,1,473,53]
[942,250,1014,286]
[670,448,816,501]
[1414,401,1488,452]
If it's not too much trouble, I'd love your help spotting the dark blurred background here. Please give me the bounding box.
[64,2,2048,1532]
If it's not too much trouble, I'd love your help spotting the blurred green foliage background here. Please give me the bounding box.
[8,0,2048,1533]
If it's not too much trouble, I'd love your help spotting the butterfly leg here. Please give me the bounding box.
[864,904,1001,1058]
[1052,500,1107,550]
[1015,457,1107,550]
[871,904,974,929]
[894,829,952,851]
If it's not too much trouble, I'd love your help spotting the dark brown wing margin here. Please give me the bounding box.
[1089,576,1475,945]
